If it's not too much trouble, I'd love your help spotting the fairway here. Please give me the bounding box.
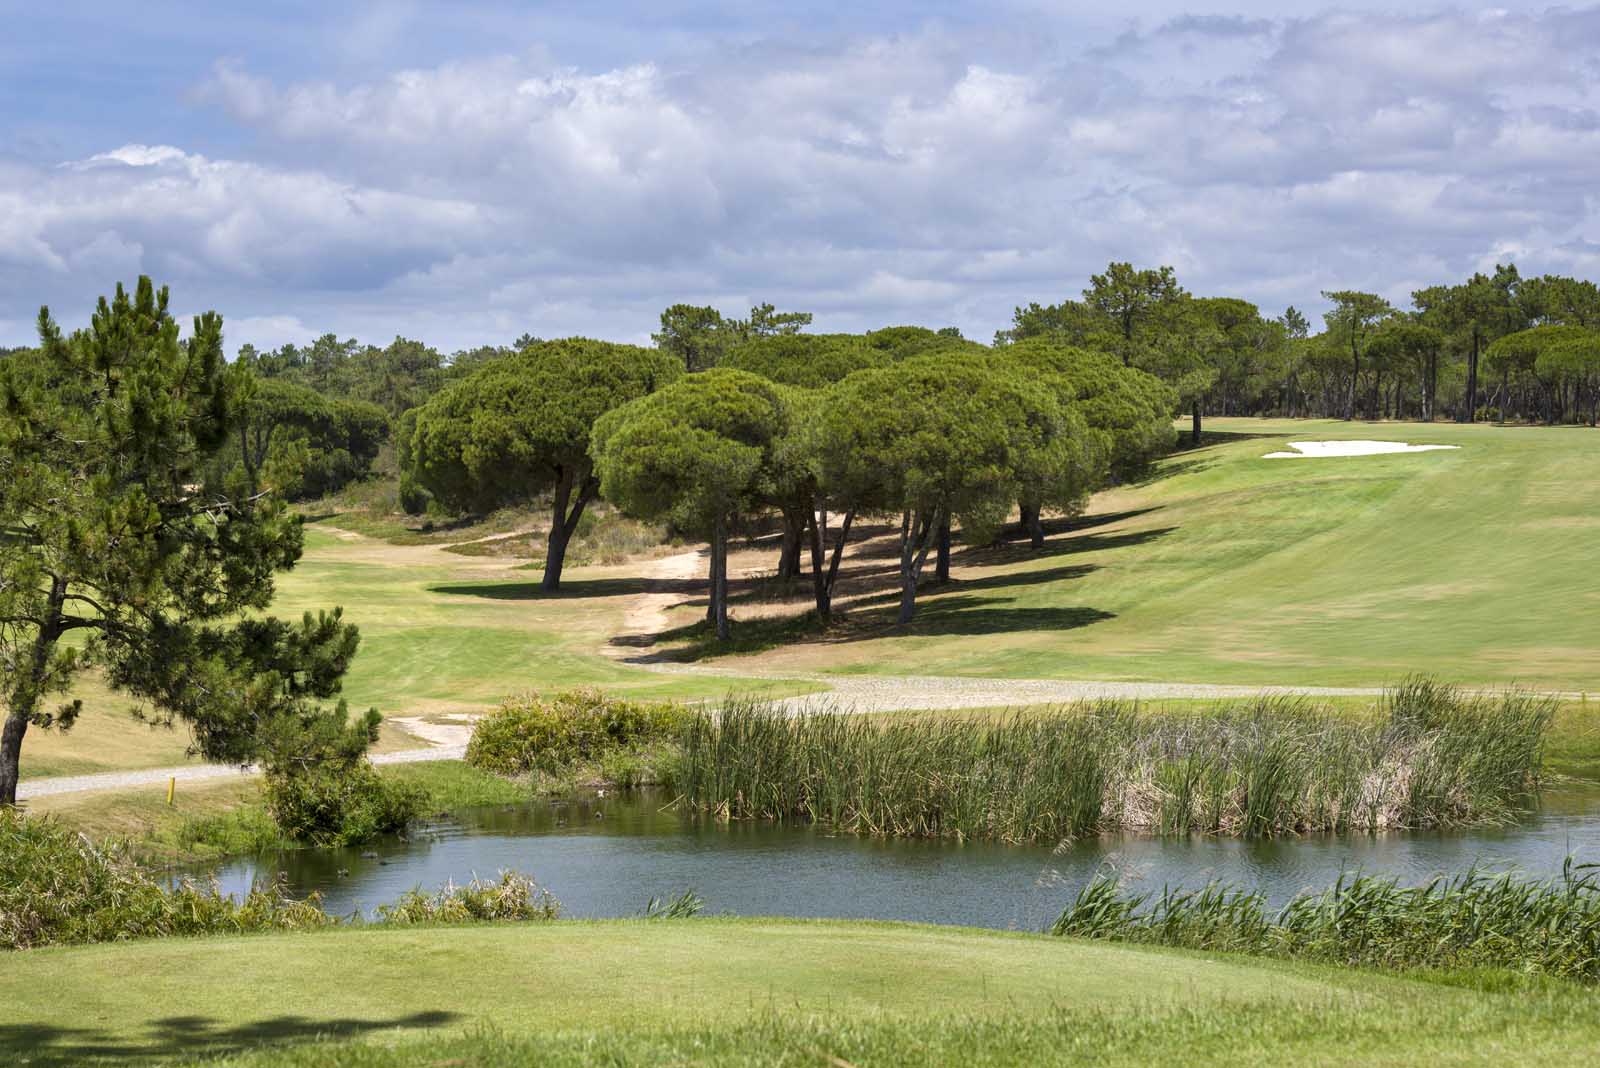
[4,919,1596,1067]
[717,418,1600,689]
[265,525,807,714]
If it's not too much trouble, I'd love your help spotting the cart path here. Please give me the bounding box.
[16,740,467,801]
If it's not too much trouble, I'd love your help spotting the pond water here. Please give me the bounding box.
[198,783,1600,931]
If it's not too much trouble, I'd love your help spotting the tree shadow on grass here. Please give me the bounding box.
[642,592,1116,663]
[0,1010,460,1068]
[429,572,702,602]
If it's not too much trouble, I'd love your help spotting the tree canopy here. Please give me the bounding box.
[592,369,788,639]
[815,354,1073,623]
[405,338,681,589]
[0,278,370,805]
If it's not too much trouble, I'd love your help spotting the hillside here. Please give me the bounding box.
[705,419,1600,689]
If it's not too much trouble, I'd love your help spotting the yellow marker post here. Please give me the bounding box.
[167,776,175,806]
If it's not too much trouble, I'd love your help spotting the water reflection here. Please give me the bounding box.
[199,783,1600,932]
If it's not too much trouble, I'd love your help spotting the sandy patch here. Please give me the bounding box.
[1264,440,1460,459]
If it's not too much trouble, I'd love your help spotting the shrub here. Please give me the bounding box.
[0,810,332,949]
[466,688,694,777]
[262,760,427,847]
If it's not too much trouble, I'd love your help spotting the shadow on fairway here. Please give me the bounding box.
[0,1010,461,1068]
[429,572,701,601]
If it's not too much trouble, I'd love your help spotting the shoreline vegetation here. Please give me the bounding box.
[7,801,1600,990]
[674,680,1553,842]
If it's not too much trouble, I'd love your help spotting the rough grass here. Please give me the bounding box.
[170,995,1600,1068]
[678,682,1553,842]
[4,920,1598,1067]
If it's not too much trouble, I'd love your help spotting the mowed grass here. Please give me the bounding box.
[270,525,807,714]
[727,419,1600,689]
[5,919,1598,1067]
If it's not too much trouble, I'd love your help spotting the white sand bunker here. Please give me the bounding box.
[1264,440,1461,459]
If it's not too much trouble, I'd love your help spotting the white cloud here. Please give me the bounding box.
[6,7,1600,349]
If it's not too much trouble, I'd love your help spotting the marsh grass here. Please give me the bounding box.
[1051,859,1600,983]
[677,680,1553,843]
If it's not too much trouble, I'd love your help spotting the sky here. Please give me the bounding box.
[3,1,1599,353]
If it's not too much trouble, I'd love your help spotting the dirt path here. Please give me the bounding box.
[603,548,707,663]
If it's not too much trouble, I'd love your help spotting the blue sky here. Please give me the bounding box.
[3,2,1599,352]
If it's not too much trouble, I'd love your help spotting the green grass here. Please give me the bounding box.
[3,920,1597,1067]
[714,419,1600,690]
[267,526,813,716]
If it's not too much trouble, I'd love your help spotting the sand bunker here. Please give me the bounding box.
[1264,440,1461,459]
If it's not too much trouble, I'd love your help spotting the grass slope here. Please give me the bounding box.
[6,919,1597,1067]
[730,419,1600,689]
[270,524,805,713]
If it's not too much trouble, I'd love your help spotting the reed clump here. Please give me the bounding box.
[375,870,561,925]
[676,679,1552,843]
[1050,860,1600,983]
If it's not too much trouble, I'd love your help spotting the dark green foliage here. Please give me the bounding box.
[722,333,887,388]
[0,278,368,806]
[1003,341,1176,481]
[406,338,681,588]
[677,683,1551,843]
[465,688,690,777]
[239,334,450,420]
[815,352,1074,621]
[262,760,426,847]
[209,376,388,501]
[1051,860,1600,983]
[592,368,789,637]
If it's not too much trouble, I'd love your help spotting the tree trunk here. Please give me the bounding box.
[1464,328,1480,422]
[806,506,830,619]
[0,711,27,808]
[777,510,803,581]
[1345,333,1359,421]
[896,508,941,625]
[0,576,67,806]
[934,519,951,582]
[1019,503,1045,549]
[1191,401,1203,445]
[705,549,717,625]
[541,469,598,592]
[712,515,730,642]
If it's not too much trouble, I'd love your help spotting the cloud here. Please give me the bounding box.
[5,6,1600,348]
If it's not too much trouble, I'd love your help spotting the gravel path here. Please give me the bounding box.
[769,675,1388,712]
[15,743,467,801]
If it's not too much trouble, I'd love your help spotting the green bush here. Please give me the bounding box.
[263,760,427,847]
[466,688,694,777]
[0,810,332,949]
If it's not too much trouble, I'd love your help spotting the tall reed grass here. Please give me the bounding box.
[676,680,1552,843]
[1050,860,1600,983]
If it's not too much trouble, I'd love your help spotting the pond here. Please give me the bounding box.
[200,784,1600,932]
